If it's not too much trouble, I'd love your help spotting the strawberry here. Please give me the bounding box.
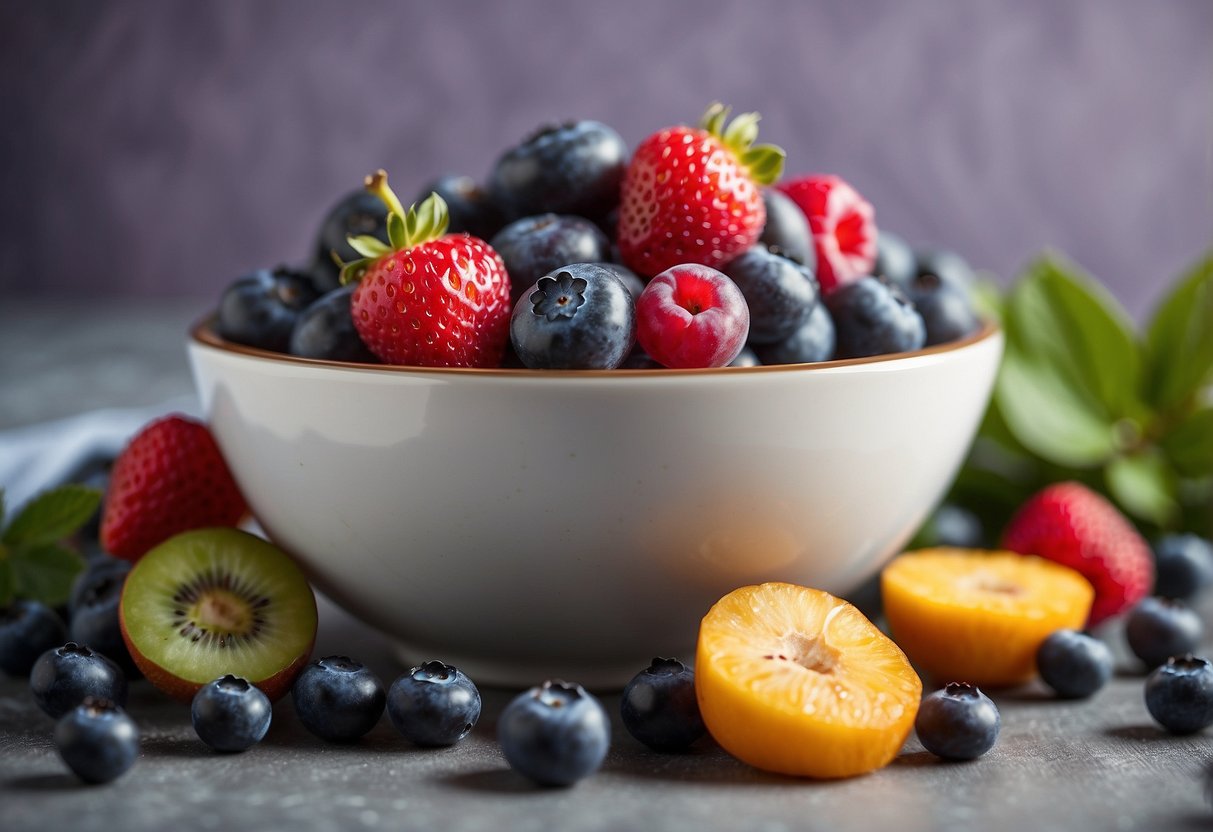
[617,103,785,279]
[1002,481,1154,627]
[778,175,876,294]
[101,415,247,561]
[341,171,511,367]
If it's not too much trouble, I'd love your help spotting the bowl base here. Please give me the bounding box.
[390,638,690,692]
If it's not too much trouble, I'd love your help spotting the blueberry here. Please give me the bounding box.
[490,214,611,301]
[825,276,926,359]
[292,656,386,743]
[915,682,1000,761]
[905,272,980,346]
[915,248,975,288]
[728,347,761,368]
[921,504,985,549]
[753,302,835,365]
[30,643,127,719]
[1153,534,1213,600]
[54,697,139,784]
[873,230,916,286]
[490,120,627,223]
[759,189,815,270]
[510,264,636,370]
[68,558,138,678]
[217,267,321,353]
[498,680,610,787]
[1145,655,1213,735]
[620,658,705,752]
[191,674,272,752]
[1126,597,1203,669]
[595,262,645,302]
[288,285,377,363]
[1037,630,1114,699]
[386,660,481,747]
[310,189,389,293]
[722,247,819,345]
[0,600,66,677]
[415,174,505,241]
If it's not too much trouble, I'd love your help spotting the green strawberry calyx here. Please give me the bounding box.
[339,169,451,286]
[699,102,786,186]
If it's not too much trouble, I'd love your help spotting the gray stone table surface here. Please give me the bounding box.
[1,300,1212,832]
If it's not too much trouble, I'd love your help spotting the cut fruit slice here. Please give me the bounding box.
[696,582,921,779]
[881,548,1094,688]
[119,527,317,702]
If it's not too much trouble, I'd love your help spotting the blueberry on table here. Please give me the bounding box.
[905,272,980,346]
[498,679,610,786]
[1153,534,1213,600]
[414,174,505,241]
[310,189,389,293]
[759,188,815,270]
[1125,597,1203,669]
[386,661,481,747]
[722,246,819,345]
[68,557,139,677]
[30,642,128,718]
[1145,655,1213,735]
[191,674,272,752]
[825,276,925,359]
[292,655,386,743]
[511,264,637,370]
[753,301,835,365]
[915,682,1000,761]
[217,267,320,353]
[289,285,377,363]
[490,120,628,223]
[872,230,916,287]
[55,697,139,784]
[1036,629,1113,699]
[491,214,612,302]
[0,600,66,677]
[620,658,705,752]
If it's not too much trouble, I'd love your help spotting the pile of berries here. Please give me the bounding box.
[215,104,983,371]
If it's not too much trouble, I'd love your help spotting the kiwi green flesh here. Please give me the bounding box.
[121,527,317,688]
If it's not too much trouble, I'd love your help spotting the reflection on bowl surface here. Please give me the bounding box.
[189,319,1003,687]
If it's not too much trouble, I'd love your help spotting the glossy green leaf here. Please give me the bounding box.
[346,234,390,259]
[1106,451,1180,527]
[1162,408,1213,478]
[1006,256,1142,420]
[9,544,84,607]
[3,485,101,547]
[995,347,1117,467]
[387,212,407,251]
[1144,254,1213,411]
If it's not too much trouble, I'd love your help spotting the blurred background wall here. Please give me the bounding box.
[0,0,1209,317]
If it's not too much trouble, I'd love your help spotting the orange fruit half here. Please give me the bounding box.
[696,582,922,779]
[881,548,1094,687]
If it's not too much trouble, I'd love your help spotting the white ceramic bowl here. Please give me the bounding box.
[188,321,1003,687]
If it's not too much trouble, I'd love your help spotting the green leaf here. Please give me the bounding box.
[1106,451,1180,528]
[1162,408,1213,478]
[346,234,390,259]
[0,559,12,607]
[1144,253,1213,411]
[9,543,84,607]
[699,102,729,135]
[739,145,786,186]
[969,278,1005,325]
[387,212,407,251]
[338,257,374,286]
[3,485,102,547]
[1006,255,1143,420]
[995,345,1118,467]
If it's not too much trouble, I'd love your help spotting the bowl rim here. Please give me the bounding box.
[190,314,1001,378]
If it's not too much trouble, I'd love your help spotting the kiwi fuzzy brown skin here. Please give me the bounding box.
[117,527,318,704]
[118,603,314,703]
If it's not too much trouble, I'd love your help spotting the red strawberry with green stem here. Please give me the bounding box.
[101,415,248,561]
[341,171,511,367]
[617,103,785,279]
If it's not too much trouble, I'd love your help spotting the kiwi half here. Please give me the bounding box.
[119,527,317,702]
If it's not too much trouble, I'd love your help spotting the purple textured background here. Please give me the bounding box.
[1,0,1210,317]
